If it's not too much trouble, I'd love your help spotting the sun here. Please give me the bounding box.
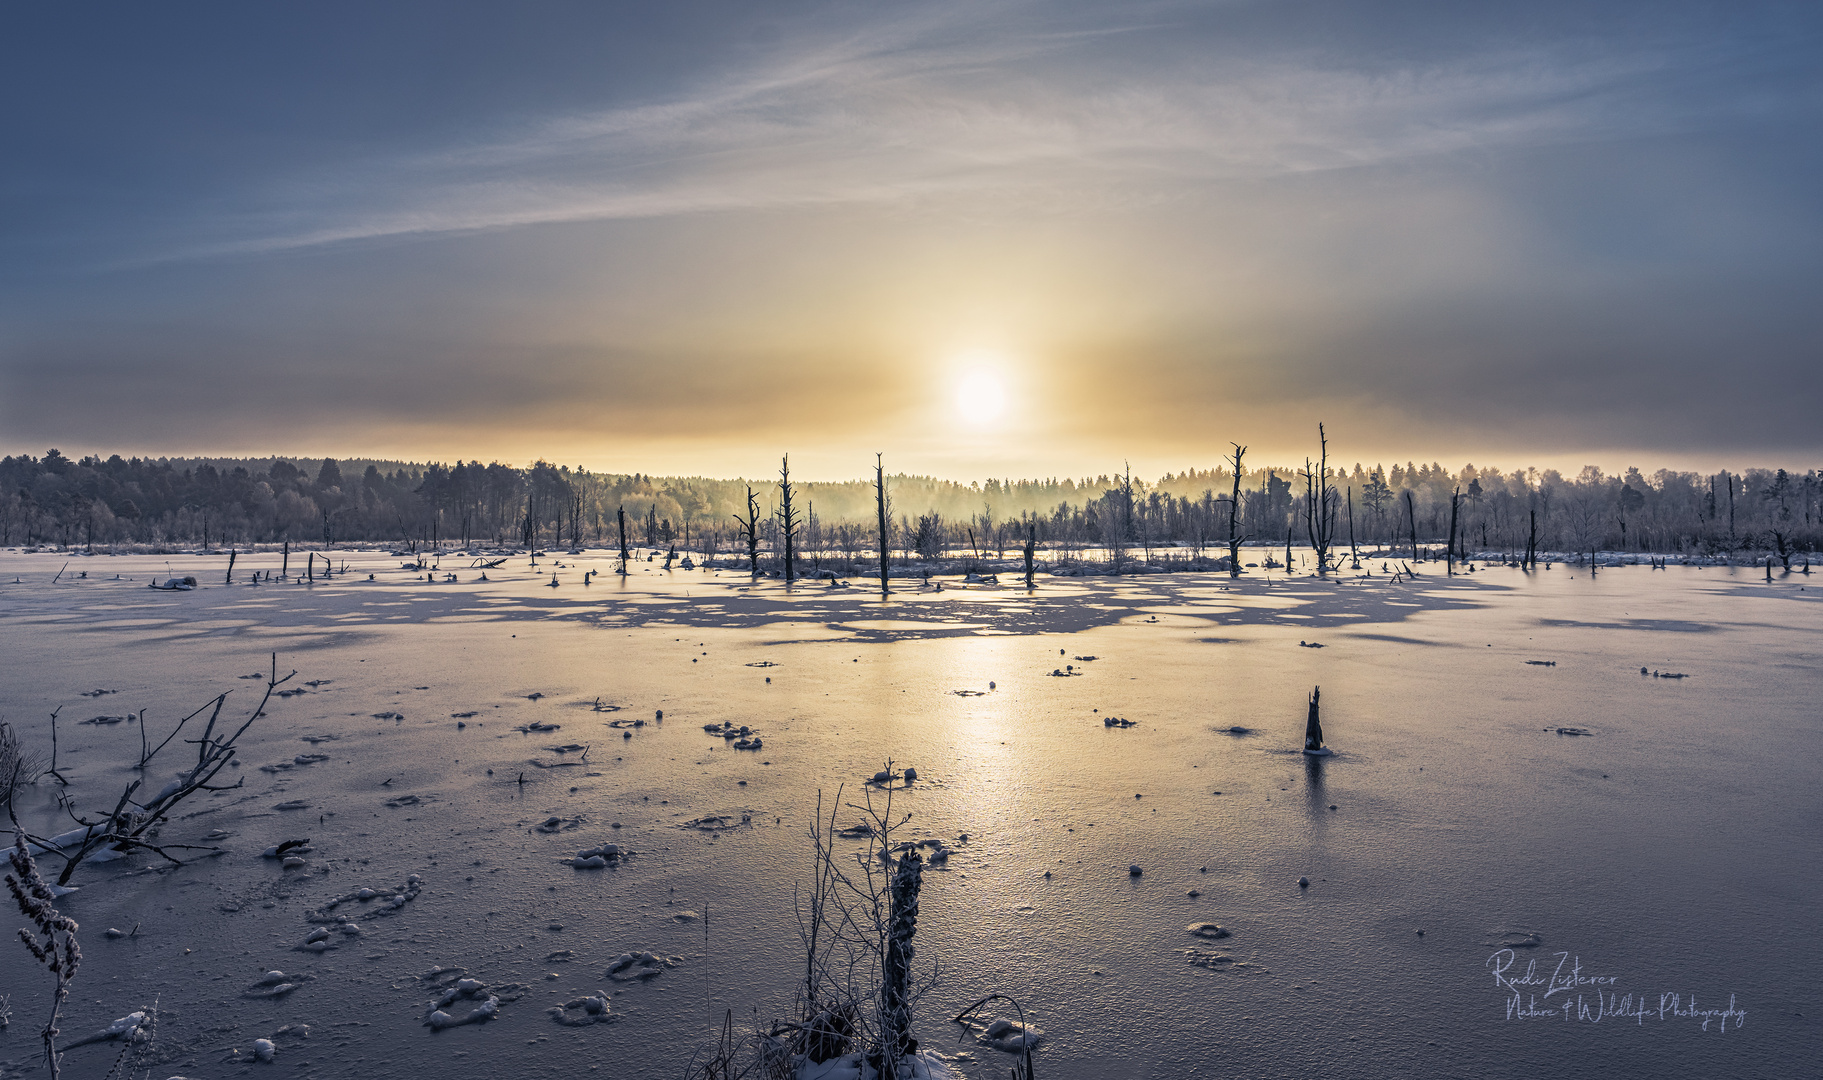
[953,360,1008,425]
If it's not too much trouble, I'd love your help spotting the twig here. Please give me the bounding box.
[45,708,68,786]
[37,653,293,886]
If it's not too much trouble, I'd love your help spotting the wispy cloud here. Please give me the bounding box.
[163,3,1805,261]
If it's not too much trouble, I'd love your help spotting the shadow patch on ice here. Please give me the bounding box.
[243,970,311,998]
[1346,632,1450,646]
[605,951,682,981]
[1181,949,1260,972]
[260,753,330,773]
[1536,617,1716,634]
[32,564,1494,643]
[1485,931,1544,948]
[680,813,752,831]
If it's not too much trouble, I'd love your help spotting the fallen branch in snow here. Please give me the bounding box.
[6,653,296,886]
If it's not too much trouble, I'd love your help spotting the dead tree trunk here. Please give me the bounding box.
[1227,444,1246,576]
[777,455,800,583]
[1121,462,1135,569]
[1405,491,1419,560]
[734,485,762,579]
[1303,686,1324,752]
[616,506,630,575]
[1447,488,1460,575]
[225,549,236,585]
[1302,423,1335,573]
[1527,508,1539,569]
[281,540,289,580]
[1727,473,1736,544]
[875,456,892,598]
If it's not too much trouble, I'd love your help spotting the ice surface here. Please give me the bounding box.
[797,1051,960,1079]
[1,548,1816,1079]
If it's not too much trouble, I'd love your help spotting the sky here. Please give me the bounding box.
[3,0,1820,482]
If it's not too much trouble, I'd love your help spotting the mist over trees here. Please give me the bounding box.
[1,449,1818,562]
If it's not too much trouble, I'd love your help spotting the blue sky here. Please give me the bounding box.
[3,1,1819,478]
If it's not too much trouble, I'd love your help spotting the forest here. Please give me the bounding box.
[1,446,1818,563]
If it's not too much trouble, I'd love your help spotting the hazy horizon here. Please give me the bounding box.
[1,442,1811,490]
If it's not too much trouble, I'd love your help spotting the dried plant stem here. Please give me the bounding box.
[7,834,81,1080]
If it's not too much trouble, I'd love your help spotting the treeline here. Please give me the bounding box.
[1,448,1818,561]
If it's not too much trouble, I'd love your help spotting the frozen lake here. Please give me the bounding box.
[1,549,1816,1078]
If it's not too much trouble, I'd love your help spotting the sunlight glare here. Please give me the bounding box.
[954,362,1008,425]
